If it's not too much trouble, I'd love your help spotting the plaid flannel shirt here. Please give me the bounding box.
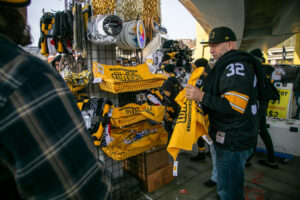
[0,33,111,199]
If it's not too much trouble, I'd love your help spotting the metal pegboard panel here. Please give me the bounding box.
[116,48,143,66]
[86,41,117,70]
[86,40,145,104]
[86,41,118,100]
[97,149,143,200]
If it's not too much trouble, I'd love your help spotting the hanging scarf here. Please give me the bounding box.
[80,98,114,147]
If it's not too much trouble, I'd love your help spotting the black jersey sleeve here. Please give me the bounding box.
[202,61,255,115]
[202,92,233,113]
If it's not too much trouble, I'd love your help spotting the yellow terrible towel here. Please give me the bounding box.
[92,62,166,93]
[175,67,204,105]
[111,103,146,127]
[140,103,165,122]
[167,67,210,161]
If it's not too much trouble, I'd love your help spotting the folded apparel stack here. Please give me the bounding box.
[111,102,165,127]
[102,121,168,160]
[111,103,147,127]
[93,62,166,93]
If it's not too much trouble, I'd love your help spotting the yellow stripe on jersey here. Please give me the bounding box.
[224,91,249,114]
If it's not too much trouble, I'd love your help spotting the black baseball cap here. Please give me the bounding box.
[201,26,236,44]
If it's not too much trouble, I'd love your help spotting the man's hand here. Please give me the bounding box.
[185,84,205,102]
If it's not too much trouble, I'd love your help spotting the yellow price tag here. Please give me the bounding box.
[173,161,178,176]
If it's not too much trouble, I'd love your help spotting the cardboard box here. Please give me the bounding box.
[123,146,173,192]
[123,146,169,175]
[145,163,174,192]
[144,146,169,174]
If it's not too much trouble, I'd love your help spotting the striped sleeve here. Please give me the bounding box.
[224,91,249,114]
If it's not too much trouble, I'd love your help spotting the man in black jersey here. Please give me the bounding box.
[186,27,261,200]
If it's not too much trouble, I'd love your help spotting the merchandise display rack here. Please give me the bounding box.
[86,42,146,107]
[57,1,166,197]
[87,40,148,198]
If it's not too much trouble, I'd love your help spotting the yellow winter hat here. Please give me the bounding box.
[0,0,31,7]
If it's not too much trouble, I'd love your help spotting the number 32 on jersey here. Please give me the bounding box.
[226,63,245,77]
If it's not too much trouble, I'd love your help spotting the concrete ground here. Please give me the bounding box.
[141,148,300,200]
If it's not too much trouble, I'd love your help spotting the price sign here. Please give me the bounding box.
[267,89,291,118]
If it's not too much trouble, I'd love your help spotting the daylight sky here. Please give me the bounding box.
[27,0,196,46]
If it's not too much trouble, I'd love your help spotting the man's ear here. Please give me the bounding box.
[228,41,237,50]
[231,41,237,49]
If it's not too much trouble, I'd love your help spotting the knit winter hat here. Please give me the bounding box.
[161,54,171,62]
[194,58,208,68]
[162,40,174,49]
[163,64,175,73]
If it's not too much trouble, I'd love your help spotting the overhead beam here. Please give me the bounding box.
[178,0,211,33]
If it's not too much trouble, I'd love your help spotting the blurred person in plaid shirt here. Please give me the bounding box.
[0,0,111,199]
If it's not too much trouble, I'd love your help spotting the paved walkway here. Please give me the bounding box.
[143,149,300,200]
